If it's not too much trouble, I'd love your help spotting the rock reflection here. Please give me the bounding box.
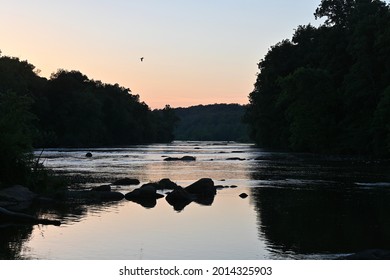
[125,197,161,208]
[165,178,217,212]
[165,194,192,211]
[165,191,216,212]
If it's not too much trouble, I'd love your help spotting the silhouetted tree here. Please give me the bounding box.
[0,53,179,186]
[0,91,35,186]
[246,0,390,156]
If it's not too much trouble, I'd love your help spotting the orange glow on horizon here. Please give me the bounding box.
[0,0,321,109]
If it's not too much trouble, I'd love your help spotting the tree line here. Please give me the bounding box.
[173,104,250,142]
[245,0,390,157]
[0,54,177,186]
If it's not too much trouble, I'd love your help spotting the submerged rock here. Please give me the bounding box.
[112,178,140,185]
[85,152,93,158]
[91,185,111,192]
[164,156,196,162]
[181,156,196,161]
[226,157,246,161]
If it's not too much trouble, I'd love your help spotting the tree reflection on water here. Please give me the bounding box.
[0,200,119,259]
[0,225,33,259]
[250,155,390,258]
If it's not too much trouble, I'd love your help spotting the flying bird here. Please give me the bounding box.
[140,57,144,62]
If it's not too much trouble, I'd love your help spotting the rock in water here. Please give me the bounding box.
[164,156,196,161]
[185,178,216,196]
[0,185,36,202]
[226,157,245,161]
[125,184,164,209]
[125,184,164,200]
[181,156,196,161]
[239,193,248,199]
[157,178,179,190]
[165,187,195,211]
[0,185,37,209]
[86,152,93,157]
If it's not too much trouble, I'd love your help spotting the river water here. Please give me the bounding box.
[1,141,390,259]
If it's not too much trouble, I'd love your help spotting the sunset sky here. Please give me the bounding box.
[1,0,323,109]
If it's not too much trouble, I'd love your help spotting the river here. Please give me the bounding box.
[1,141,390,259]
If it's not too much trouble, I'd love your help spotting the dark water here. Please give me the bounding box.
[1,141,390,259]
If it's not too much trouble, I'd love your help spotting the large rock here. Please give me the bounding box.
[184,178,217,207]
[185,178,216,196]
[165,187,196,211]
[165,179,217,211]
[0,185,37,209]
[0,185,37,202]
[125,184,164,209]
[125,184,163,199]
[194,195,215,206]
[157,178,179,190]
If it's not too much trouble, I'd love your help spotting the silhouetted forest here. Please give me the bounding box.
[172,104,250,142]
[246,0,390,157]
[0,54,177,185]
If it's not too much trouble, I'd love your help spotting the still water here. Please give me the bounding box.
[2,141,390,259]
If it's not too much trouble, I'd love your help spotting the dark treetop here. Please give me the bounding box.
[0,54,177,186]
[245,0,390,157]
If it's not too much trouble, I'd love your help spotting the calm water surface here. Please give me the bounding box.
[1,141,390,259]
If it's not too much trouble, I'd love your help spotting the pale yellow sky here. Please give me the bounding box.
[0,0,322,109]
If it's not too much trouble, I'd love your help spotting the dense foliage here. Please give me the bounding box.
[0,55,177,148]
[246,0,390,157]
[173,104,250,142]
[0,91,35,185]
[0,54,177,186]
